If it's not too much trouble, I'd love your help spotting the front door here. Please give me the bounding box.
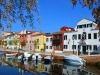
[83,46,86,54]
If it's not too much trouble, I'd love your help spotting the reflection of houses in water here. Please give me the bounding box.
[37,63,45,72]
[32,61,45,72]
[44,63,51,74]
[50,62,63,75]
[63,64,81,75]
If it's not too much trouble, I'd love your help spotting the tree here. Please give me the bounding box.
[33,39,39,52]
[0,0,41,30]
[70,0,100,25]
[4,41,7,46]
[14,39,18,49]
[8,40,13,49]
[21,40,26,50]
[8,40,13,45]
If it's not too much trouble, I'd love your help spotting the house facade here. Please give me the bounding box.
[35,34,46,52]
[45,33,53,52]
[64,18,100,54]
[52,31,64,53]
[25,32,33,51]
[32,31,42,51]
[6,33,15,49]
[13,33,20,49]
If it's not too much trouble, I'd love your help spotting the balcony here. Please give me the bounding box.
[52,39,62,43]
[81,39,86,45]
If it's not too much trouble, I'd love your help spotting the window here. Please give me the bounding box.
[78,25,82,28]
[72,35,77,40]
[87,45,92,50]
[74,45,76,49]
[72,45,76,49]
[88,34,91,39]
[46,46,48,49]
[82,24,86,28]
[94,33,97,39]
[26,41,28,43]
[46,38,49,42]
[9,36,11,39]
[78,45,81,49]
[50,46,52,49]
[38,46,39,49]
[64,45,68,49]
[37,39,39,42]
[78,34,81,39]
[30,40,31,43]
[87,23,92,27]
[93,45,97,50]
[54,35,57,39]
[50,38,52,42]
[64,35,67,40]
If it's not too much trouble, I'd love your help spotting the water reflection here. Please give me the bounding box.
[1,56,98,75]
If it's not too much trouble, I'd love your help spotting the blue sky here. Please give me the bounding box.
[3,0,94,33]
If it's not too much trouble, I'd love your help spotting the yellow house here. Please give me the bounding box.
[35,33,46,52]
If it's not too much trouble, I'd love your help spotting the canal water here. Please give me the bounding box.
[0,55,98,75]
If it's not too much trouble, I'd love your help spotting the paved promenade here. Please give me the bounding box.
[1,48,100,56]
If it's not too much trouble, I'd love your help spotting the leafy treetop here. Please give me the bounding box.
[0,0,41,30]
[70,0,100,25]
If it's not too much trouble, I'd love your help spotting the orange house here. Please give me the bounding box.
[20,34,27,49]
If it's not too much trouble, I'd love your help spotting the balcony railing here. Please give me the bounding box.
[81,39,86,45]
[52,39,62,43]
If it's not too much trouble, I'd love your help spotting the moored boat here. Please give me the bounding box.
[32,53,42,61]
[63,54,86,66]
[6,53,17,58]
[18,52,32,62]
[44,55,54,63]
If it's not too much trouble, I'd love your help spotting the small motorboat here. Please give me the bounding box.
[18,52,32,62]
[44,55,53,63]
[63,54,86,66]
[32,53,42,61]
[6,53,17,58]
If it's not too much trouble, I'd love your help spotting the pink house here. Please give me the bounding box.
[25,31,41,51]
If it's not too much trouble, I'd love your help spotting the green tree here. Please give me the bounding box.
[0,0,41,29]
[71,0,100,25]
[8,40,13,49]
[14,39,18,49]
[4,41,7,46]
[8,40,13,45]
[33,39,39,52]
[21,40,26,50]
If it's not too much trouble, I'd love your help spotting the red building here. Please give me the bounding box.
[19,30,33,49]
[52,26,74,52]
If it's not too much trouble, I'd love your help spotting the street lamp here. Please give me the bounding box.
[72,36,75,54]
[68,39,70,51]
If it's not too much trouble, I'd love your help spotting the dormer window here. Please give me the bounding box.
[87,23,92,27]
[82,24,86,28]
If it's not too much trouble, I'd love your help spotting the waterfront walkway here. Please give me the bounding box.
[1,48,100,63]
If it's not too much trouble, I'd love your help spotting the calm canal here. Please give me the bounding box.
[0,55,99,75]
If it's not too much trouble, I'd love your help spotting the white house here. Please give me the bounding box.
[45,33,53,52]
[64,18,100,55]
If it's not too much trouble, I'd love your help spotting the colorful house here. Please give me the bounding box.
[13,33,20,49]
[45,33,53,52]
[34,33,46,52]
[32,31,42,52]
[25,32,33,51]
